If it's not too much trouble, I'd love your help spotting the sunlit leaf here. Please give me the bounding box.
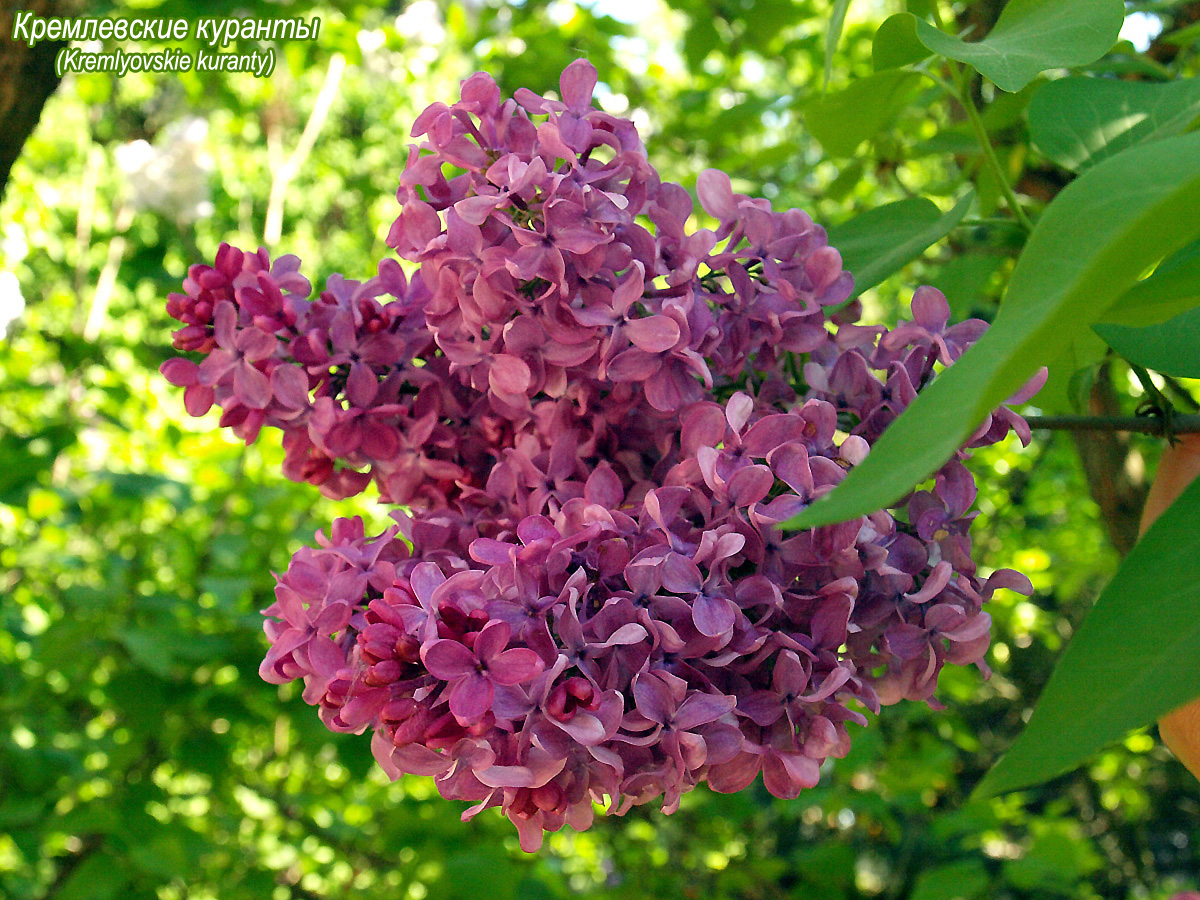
[888,0,1125,92]
[1029,76,1200,172]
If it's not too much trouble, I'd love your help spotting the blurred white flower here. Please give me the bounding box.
[115,117,215,224]
[395,0,445,45]
[0,272,25,340]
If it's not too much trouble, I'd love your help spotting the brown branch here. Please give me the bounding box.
[1061,365,1150,557]
[0,0,85,203]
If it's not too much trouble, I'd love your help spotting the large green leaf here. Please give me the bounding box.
[1029,76,1200,172]
[785,131,1200,530]
[881,0,1125,93]
[1093,304,1200,378]
[805,70,920,156]
[828,193,974,296]
[1099,238,1200,326]
[973,474,1200,797]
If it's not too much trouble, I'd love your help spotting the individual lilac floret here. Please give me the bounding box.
[161,58,1041,851]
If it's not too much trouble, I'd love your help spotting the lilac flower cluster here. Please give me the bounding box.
[162,60,1039,851]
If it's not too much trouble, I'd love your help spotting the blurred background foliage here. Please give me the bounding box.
[1,0,1199,898]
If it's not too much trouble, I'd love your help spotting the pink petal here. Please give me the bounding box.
[605,347,660,382]
[727,464,774,506]
[448,672,493,722]
[488,648,544,685]
[693,593,736,638]
[234,363,272,410]
[625,315,681,353]
[707,751,762,794]
[489,354,532,395]
[473,620,512,664]
[560,57,598,111]
[391,742,452,777]
[271,364,309,409]
[742,415,805,457]
[632,673,674,725]
[161,357,199,387]
[738,690,785,727]
[911,285,950,329]
[305,635,346,676]
[422,639,478,680]
[408,562,445,607]
[661,553,703,594]
[346,362,379,408]
[673,692,736,730]
[696,168,737,220]
[361,421,400,460]
[763,752,819,799]
[183,384,215,417]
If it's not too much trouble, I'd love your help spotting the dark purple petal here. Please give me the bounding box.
[673,692,736,730]
[692,593,737,638]
[632,673,674,725]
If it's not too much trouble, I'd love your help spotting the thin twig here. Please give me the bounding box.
[73,144,102,302]
[263,53,346,245]
[82,202,133,342]
[1027,415,1200,434]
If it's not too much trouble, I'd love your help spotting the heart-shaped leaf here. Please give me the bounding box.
[873,13,932,70]
[1030,75,1200,172]
[785,130,1200,529]
[805,70,921,156]
[883,0,1125,93]
[974,474,1200,796]
[828,192,974,297]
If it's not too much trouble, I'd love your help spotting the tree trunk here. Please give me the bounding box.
[0,0,74,203]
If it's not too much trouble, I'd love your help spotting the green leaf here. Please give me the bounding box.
[827,192,973,296]
[119,630,175,677]
[1029,76,1200,172]
[1002,821,1103,893]
[1037,329,1107,414]
[785,131,1200,529]
[1099,238,1200,326]
[909,860,990,900]
[1093,304,1200,378]
[974,474,1200,797]
[824,0,853,87]
[929,252,1004,320]
[897,0,1125,92]
[805,70,920,156]
[873,12,931,70]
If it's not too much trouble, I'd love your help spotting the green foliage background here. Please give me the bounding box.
[1,1,1199,898]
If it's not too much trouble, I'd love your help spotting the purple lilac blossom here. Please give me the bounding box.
[162,58,1042,851]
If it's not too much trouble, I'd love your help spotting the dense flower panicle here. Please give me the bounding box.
[162,59,1041,851]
